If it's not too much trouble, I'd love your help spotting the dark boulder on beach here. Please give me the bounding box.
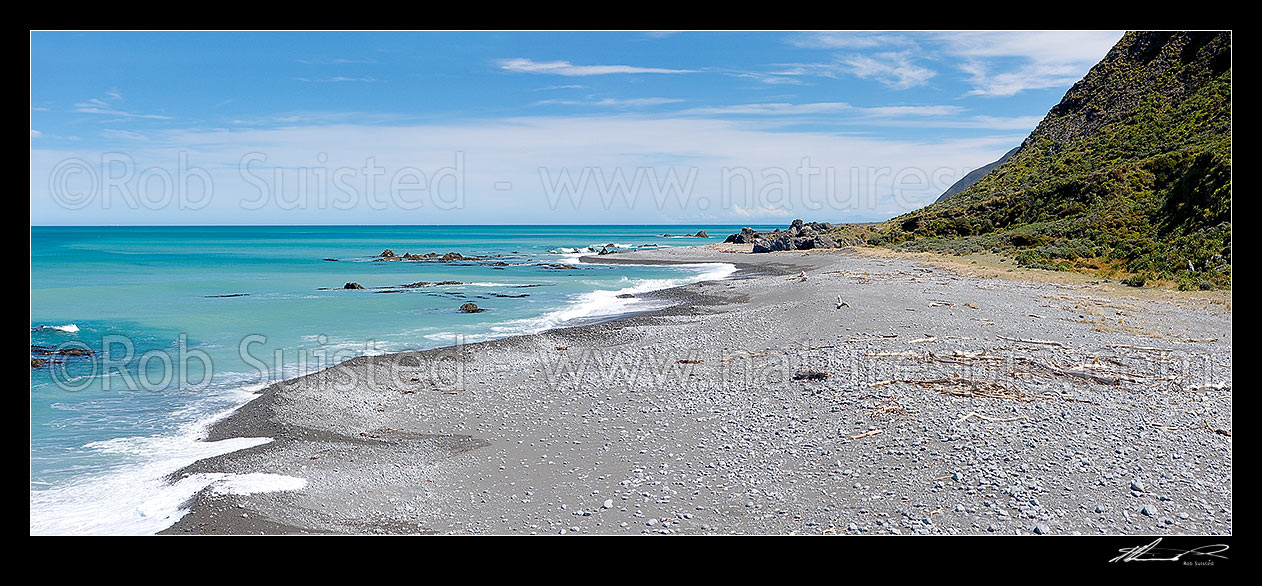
[344,282,365,290]
[459,302,485,313]
[728,220,841,252]
[616,293,635,299]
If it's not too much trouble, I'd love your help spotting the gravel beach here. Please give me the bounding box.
[162,245,1232,535]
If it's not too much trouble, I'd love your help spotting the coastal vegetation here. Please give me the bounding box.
[826,31,1231,289]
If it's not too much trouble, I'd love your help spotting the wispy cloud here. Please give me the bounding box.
[74,97,173,120]
[30,129,42,138]
[681,102,855,116]
[101,129,150,141]
[932,31,1124,97]
[537,97,685,108]
[681,101,961,118]
[497,58,693,76]
[841,52,935,89]
[731,72,804,85]
[295,76,377,83]
[770,51,935,90]
[788,32,911,50]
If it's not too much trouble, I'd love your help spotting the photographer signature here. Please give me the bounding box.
[1110,538,1229,563]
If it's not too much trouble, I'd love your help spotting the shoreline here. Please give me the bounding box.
[162,245,1231,535]
[162,245,794,534]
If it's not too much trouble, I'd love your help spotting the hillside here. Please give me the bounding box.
[838,31,1231,289]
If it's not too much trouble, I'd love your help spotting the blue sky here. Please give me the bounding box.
[30,30,1125,225]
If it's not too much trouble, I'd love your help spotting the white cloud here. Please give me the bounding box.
[30,129,42,138]
[933,30,1124,97]
[497,58,693,76]
[732,204,792,218]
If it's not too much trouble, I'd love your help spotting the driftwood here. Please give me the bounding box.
[1203,419,1231,437]
[847,429,883,439]
[999,336,1066,347]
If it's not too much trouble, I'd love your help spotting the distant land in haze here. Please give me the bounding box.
[934,147,1021,204]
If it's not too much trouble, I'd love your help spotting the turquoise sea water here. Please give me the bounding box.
[30,224,767,534]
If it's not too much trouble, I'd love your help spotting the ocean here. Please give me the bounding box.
[29,224,768,534]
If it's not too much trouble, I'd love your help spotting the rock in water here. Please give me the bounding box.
[379,249,396,258]
[459,302,485,313]
[344,282,365,289]
[694,230,708,238]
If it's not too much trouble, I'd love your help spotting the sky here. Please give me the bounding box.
[29,30,1126,225]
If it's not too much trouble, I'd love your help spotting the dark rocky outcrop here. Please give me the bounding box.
[31,345,95,368]
[459,302,485,313]
[373,251,489,262]
[344,282,365,290]
[725,220,840,253]
[660,231,710,238]
[31,345,94,357]
[401,280,464,288]
[724,227,761,244]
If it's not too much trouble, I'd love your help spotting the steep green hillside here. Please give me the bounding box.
[846,31,1231,289]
